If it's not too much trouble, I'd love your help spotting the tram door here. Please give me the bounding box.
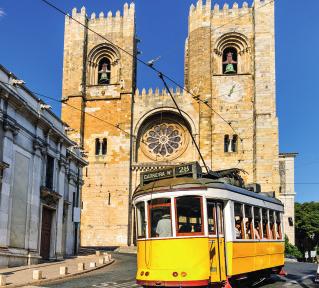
[207,201,226,283]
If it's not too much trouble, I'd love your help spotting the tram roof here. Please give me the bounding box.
[133,177,283,206]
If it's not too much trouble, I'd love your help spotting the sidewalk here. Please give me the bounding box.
[0,252,114,287]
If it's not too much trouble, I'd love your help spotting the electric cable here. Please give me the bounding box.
[4,0,279,172]
[38,0,274,142]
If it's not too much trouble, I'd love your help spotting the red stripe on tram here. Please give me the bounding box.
[137,279,209,287]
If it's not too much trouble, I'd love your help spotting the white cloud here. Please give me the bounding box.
[0,8,5,17]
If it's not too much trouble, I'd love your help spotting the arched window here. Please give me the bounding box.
[98,58,111,85]
[87,44,120,86]
[224,135,238,153]
[102,138,107,155]
[224,135,230,152]
[95,138,101,155]
[222,47,238,74]
[231,135,238,152]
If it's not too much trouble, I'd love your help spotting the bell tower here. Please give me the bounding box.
[185,0,280,196]
[61,3,137,246]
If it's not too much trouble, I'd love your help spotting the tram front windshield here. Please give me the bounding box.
[149,198,172,238]
[176,196,203,235]
[136,196,204,239]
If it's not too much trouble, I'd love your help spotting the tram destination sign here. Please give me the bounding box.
[140,162,202,185]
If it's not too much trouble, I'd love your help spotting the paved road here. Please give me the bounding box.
[257,261,318,288]
[41,253,138,288]
[33,253,317,288]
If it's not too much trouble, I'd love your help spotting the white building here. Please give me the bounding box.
[0,65,87,267]
[279,152,298,245]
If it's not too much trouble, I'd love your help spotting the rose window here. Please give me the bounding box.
[141,121,189,160]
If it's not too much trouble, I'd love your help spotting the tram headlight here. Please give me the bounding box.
[145,271,150,276]
[140,271,144,276]
[172,272,178,277]
[181,272,187,277]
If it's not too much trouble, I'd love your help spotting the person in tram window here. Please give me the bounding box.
[235,220,242,239]
[254,221,261,240]
[193,223,202,232]
[276,223,281,240]
[156,214,172,238]
[179,220,192,233]
[268,222,275,240]
[245,220,253,239]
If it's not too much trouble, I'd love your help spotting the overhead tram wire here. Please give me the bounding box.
[0,80,252,159]
[2,82,318,186]
[38,0,276,122]
[37,0,277,161]
[0,80,184,155]
[156,0,276,66]
[38,0,277,151]
[1,76,211,174]
[0,80,134,142]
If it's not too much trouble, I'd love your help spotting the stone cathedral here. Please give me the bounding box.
[61,0,296,247]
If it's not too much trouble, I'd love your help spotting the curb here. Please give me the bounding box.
[0,258,77,274]
[3,259,115,288]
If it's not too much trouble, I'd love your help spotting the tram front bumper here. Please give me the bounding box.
[136,279,209,287]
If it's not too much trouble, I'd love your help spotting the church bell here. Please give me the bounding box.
[224,64,236,74]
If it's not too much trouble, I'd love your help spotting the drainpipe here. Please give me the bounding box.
[74,167,80,254]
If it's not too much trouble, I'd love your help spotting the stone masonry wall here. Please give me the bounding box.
[61,3,136,246]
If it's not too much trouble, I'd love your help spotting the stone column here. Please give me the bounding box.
[55,157,67,260]
[65,178,76,255]
[27,139,44,251]
[0,119,19,247]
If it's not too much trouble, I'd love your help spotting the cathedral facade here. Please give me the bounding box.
[61,0,296,247]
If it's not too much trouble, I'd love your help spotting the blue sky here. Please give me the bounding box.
[0,0,318,202]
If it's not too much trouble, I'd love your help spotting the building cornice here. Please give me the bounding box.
[279,152,298,158]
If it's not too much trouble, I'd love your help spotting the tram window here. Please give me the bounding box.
[234,202,244,239]
[217,203,224,235]
[148,198,172,238]
[269,210,276,240]
[176,196,203,235]
[244,205,253,239]
[253,207,262,240]
[207,201,216,235]
[262,209,269,239]
[136,202,146,238]
[276,211,283,240]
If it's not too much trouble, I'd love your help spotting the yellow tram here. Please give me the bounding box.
[133,162,285,287]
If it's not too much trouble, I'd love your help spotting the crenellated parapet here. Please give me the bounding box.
[67,2,135,36]
[211,2,251,18]
[189,0,212,32]
[189,0,274,32]
[135,87,184,99]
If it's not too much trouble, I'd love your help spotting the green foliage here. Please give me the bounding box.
[295,202,319,254]
[285,235,302,258]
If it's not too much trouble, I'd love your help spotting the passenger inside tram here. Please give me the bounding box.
[276,211,282,239]
[245,220,252,239]
[156,213,172,238]
[235,220,242,239]
[253,207,262,239]
[269,212,276,239]
[254,221,261,240]
[179,218,192,233]
[149,198,172,238]
[234,203,244,239]
[262,209,269,239]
